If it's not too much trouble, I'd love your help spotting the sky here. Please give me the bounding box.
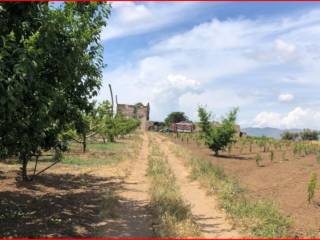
[97,2,320,130]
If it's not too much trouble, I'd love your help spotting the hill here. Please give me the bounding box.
[242,127,302,139]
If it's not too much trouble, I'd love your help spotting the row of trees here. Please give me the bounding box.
[65,100,140,153]
[0,2,111,181]
[281,129,319,141]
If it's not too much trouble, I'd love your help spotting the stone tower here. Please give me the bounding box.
[116,102,150,130]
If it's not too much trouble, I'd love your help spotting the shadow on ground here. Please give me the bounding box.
[0,173,123,238]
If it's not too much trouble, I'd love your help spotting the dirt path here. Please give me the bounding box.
[154,134,241,238]
[103,133,154,238]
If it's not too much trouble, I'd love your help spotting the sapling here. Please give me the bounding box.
[307,173,317,204]
[256,153,262,167]
[270,150,274,162]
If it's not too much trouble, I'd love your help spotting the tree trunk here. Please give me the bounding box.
[20,154,32,181]
[83,134,87,153]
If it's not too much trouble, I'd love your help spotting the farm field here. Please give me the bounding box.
[3,2,320,239]
[1,130,319,238]
[166,133,320,237]
[0,131,249,238]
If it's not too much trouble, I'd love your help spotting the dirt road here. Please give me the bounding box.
[154,133,241,238]
[102,132,241,238]
[103,133,154,237]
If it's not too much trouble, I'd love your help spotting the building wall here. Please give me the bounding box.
[170,122,194,133]
[117,103,150,130]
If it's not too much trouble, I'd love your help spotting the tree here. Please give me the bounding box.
[281,131,299,141]
[198,107,238,156]
[300,129,319,141]
[164,112,188,126]
[0,2,110,181]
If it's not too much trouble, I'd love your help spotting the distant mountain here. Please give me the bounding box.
[241,127,303,139]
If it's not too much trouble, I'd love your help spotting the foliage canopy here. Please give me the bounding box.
[0,2,110,180]
[198,106,238,156]
[164,112,188,126]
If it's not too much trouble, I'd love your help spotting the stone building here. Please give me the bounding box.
[170,121,195,133]
[117,102,150,130]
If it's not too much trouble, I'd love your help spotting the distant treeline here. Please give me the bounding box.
[281,129,319,141]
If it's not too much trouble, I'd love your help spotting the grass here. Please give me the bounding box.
[171,144,293,238]
[61,156,120,166]
[62,132,143,167]
[69,142,125,152]
[147,140,201,238]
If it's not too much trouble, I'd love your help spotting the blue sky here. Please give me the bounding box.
[98,2,320,129]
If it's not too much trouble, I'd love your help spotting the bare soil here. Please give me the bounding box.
[0,163,124,237]
[0,136,146,238]
[154,134,241,238]
[170,136,320,236]
[102,133,154,237]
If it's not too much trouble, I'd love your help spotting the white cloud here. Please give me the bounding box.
[253,112,282,128]
[178,89,254,120]
[102,2,201,41]
[278,93,294,102]
[253,107,320,129]
[100,6,320,123]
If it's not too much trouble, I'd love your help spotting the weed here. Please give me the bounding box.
[255,154,262,167]
[147,143,200,238]
[307,173,317,204]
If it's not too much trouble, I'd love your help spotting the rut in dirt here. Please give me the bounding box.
[155,134,241,238]
[103,133,154,238]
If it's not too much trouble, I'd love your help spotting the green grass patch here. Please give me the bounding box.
[87,142,125,151]
[172,145,293,238]
[61,156,120,166]
[62,132,143,167]
[147,142,200,238]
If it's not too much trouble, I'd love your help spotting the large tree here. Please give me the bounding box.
[281,131,299,141]
[0,2,110,180]
[300,129,319,141]
[198,107,238,156]
[164,112,188,126]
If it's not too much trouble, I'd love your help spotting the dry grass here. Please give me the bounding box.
[170,143,293,238]
[147,138,201,238]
